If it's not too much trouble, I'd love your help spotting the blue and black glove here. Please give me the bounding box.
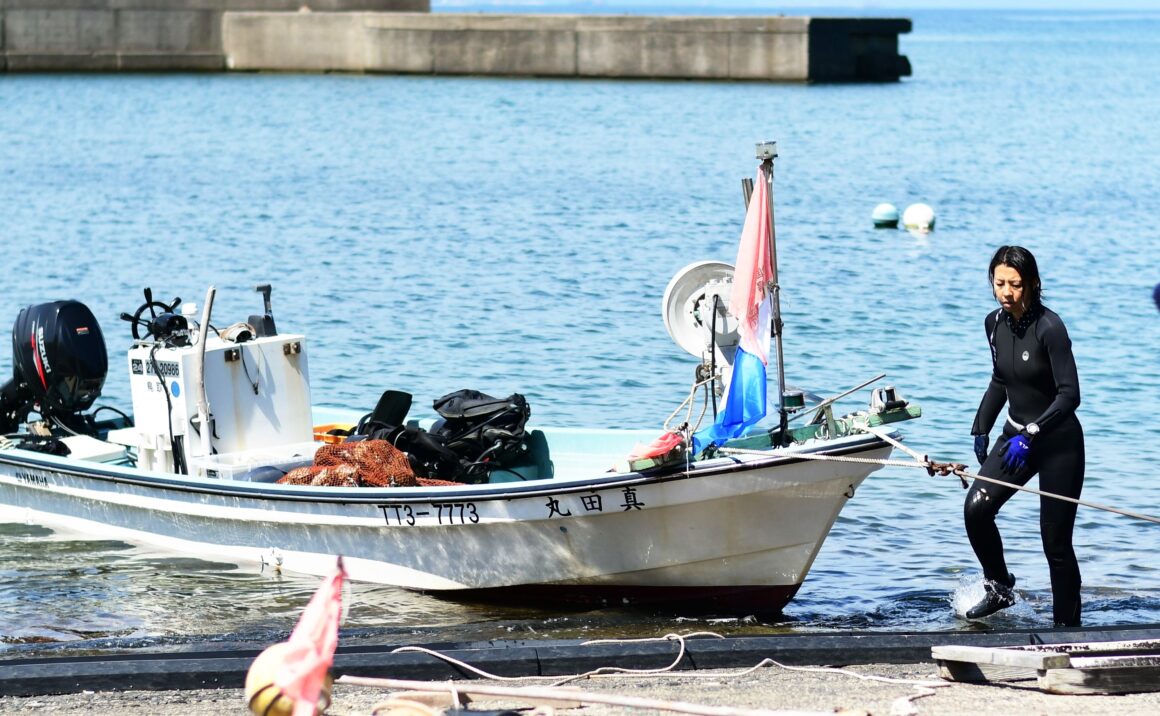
[973,434,989,465]
[1000,433,1033,473]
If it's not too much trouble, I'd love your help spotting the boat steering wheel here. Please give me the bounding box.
[120,288,183,341]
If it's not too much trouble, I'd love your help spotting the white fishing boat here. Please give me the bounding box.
[0,144,919,615]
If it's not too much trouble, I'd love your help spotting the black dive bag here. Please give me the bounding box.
[431,389,531,470]
[352,388,531,484]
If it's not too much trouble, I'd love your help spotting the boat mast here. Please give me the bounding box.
[756,141,788,439]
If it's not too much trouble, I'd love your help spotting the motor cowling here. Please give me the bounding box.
[9,300,108,420]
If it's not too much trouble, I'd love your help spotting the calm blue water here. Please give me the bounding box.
[1,8,1159,656]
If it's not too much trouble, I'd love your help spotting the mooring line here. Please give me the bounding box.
[947,464,1160,525]
[857,424,1160,526]
[857,424,927,463]
[719,427,1160,526]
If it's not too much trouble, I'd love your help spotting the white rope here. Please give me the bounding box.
[341,674,829,716]
[716,446,920,470]
[344,631,949,716]
[720,427,1160,526]
[950,463,1160,525]
[664,376,716,434]
[391,632,713,686]
[861,425,1160,525]
[752,659,946,689]
[858,424,927,463]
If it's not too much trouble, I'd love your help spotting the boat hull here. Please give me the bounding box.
[431,582,803,616]
[0,433,891,615]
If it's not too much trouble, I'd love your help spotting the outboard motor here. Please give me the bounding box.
[0,301,108,434]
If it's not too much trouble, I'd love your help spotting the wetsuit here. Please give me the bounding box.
[965,304,1085,625]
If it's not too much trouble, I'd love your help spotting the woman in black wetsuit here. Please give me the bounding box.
[964,245,1084,626]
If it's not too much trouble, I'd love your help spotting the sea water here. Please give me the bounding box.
[1,7,1159,655]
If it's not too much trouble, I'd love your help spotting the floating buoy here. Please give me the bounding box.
[903,203,936,232]
[245,642,333,716]
[871,203,900,229]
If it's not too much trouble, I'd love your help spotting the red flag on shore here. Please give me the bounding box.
[274,557,347,716]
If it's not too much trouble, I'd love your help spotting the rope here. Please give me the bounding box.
[719,426,1160,526]
[343,631,949,716]
[343,674,829,716]
[949,463,1160,525]
[664,376,716,435]
[858,424,927,463]
[716,447,921,470]
[750,659,946,689]
[390,632,715,686]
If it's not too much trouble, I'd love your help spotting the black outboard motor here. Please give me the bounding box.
[0,301,108,434]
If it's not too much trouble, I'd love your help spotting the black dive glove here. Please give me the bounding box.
[973,434,989,465]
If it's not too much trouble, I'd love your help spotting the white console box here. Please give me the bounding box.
[126,333,313,475]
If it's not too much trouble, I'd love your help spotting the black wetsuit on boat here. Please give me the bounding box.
[965,304,1085,626]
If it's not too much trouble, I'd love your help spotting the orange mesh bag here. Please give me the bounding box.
[279,466,318,485]
[278,464,359,487]
[309,464,360,488]
[315,441,416,487]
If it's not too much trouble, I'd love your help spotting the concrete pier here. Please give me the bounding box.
[1,2,910,81]
[0,0,428,71]
[224,13,910,82]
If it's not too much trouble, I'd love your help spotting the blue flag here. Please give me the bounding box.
[693,346,767,453]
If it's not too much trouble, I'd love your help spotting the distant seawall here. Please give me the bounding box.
[0,0,428,71]
[1,2,910,82]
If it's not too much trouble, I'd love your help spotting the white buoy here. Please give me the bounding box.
[871,203,900,228]
[903,203,936,232]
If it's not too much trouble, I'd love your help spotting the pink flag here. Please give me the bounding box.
[693,167,774,451]
[274,557,347,716]
[729,169,773,365]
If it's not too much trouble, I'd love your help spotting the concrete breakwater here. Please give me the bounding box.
[223,13,911,81]
[1,1,910,81]
[0,0,428,71]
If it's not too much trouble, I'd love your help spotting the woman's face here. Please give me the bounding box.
[992,264,1026,317]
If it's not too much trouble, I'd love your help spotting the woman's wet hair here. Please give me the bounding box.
[989,245,1043,309]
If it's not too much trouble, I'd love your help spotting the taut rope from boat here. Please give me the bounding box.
[718,426,1160,526]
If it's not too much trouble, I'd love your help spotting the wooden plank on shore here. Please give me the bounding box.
[1040,664,1160,695]
[934,640,1160,692]
[1069,654,1160,669]
[936,659,1038,684]
[1003,638,1160,656]
[931,645,1070,671]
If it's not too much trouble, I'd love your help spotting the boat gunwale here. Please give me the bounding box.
[0,432,894,505]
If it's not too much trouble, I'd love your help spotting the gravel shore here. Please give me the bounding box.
[3,662,1159,715]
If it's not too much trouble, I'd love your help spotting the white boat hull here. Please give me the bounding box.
[0,427,891,614]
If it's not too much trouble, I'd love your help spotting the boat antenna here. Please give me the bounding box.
[195,286,217,466]
[756,141,789,443]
